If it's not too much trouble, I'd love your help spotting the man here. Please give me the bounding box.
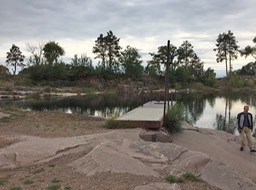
[237,105,256,152]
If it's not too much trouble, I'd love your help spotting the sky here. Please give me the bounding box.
[0,0,255,77]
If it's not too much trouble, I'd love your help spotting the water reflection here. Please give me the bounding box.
[182,92,256,135]
[1,91,256,135]
[19,93,140,118]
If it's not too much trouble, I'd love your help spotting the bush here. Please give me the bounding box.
[227,73,244,87]
[164,103,185,133]
[104,119,120,129]
[166,175,184,183]
[182,172,200,182]
[166,172,200,184]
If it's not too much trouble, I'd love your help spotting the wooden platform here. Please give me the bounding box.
[116,101,175,129]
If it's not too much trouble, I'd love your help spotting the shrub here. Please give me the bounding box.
[227,73,244,87]
[164,103,185,133]
[104,119,120,129]
[182,172,200,182]
[166,172,200,184]
[51,178,62,183]
[23,179,34,185]
[166,175,184,183]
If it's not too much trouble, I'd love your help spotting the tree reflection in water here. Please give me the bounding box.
[214,113,236,134]
[2,91,256,135]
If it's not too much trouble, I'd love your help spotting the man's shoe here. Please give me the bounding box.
[250,149,256,152]
[240,147,244,151]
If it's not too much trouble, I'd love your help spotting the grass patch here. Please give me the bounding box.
[47,185,61,190]
[166,175,184,183]
[51,178,62,183]
[104,119,134,129]
[9,187,22,190]
[182,172,200,182]
[64,186,72,190]
[48,163,56,168]
[0,179,7,185]
[27,92,40,99]
[23,178,34,185]
[166,172,200,184]
[32,168,45,174]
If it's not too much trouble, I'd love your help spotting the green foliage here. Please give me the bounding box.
[182,172,200,182]
[9,187,22,190]
[119,46,144,78]
[64,187,72,190]
[166,172,200,184]
[104,119,134,129]
[0,179,7,185]
[93,30,121,73]
[213,30,239,77]
[69,54,94,80]
[202,67,216,87]
[227,73,244,87]
[104,119,119,129]
[166,175,184,183]
[164,103,185,133]
[0,65,11,79]
[145,62,161,76]
[51,178,62,183]
[23,179,34,185]
[47,185,61,190]
[43,41,65,65]
[237,61,256,76]
[240,36,256,60]
[27,92,40,99]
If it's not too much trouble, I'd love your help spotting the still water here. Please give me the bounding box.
[1,91,256,135]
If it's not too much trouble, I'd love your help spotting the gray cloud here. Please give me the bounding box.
[0,0,255,76]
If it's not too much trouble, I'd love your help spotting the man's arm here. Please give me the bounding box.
[249,113,253,130]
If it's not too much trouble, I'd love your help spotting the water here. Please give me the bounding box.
[1,91,256,135]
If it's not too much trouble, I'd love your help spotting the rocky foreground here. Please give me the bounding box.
[0,111,256,190]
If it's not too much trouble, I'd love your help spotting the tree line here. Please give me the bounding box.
[3,30,256,87]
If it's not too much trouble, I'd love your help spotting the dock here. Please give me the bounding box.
[116,101,176,129]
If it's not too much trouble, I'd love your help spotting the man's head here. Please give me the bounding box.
[244,105,249,113]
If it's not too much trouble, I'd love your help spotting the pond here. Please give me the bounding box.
[1,91,256,135]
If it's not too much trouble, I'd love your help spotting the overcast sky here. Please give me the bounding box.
[0,0,255,77]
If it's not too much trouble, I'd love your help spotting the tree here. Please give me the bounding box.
[27,42,45,66]
[237,62,256,75]
[119,46,143,78]
[214,30,239,77]
[147,44,178,76]
[6,44,25,75]
[177,40,195,68]
[43,41,65,65]
[92,30,121,72]
[176,41,205,82]
[240,36,256,60]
